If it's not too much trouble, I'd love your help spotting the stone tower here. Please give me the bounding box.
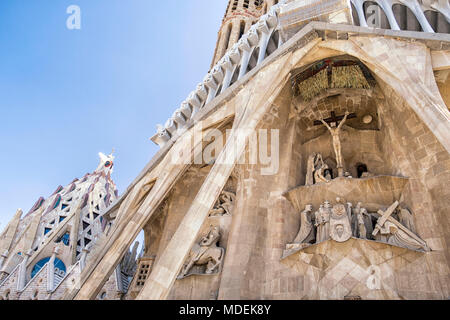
[0,153,140,300]
[211,0,280,66]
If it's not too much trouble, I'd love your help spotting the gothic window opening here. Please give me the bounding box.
[244,0,250,9]
[254,0,264,8]
[224,23,232,53]
[239,20,246,40]
[31,257,66,279]
[52,195,62,210]
[424,10,450,33]
[56,232,70,246]
[232,0,238,11]
[44,227,52,235]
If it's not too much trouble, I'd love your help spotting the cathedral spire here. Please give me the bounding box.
[211,0,279,67]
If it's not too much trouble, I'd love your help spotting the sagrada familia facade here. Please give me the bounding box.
[1,0,449,300]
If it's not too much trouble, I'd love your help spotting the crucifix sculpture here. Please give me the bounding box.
[314,111,356,177]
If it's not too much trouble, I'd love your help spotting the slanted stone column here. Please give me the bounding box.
[17,249,32,291]
[47,247,60,292]
[80,247,90,271]
[0,250,8,270]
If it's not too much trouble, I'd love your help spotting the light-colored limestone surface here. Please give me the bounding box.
[1,0,450,301]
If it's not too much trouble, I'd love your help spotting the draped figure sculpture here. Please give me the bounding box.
[293,205,315,244]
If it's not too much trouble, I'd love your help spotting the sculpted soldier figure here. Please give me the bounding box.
[293,205,315,244]
[357,208,368,239]
[315,205,324,243]
[322,201,332,242]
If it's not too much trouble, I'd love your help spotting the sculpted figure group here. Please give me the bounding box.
[292,199,430,252]
[209,190,236,217]
[305,153,332,186]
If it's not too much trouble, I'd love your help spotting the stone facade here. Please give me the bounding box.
[2,0,450,300]
[69,1,449,300]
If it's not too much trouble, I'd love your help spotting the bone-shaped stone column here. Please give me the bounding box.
[351,0,369,27]
[17,249,32,291]
[0,250,8,270]
[377,0,401,30]
[204,73,219,104]
[219,55,236,93]
[400,0,435,32]
[47,246,60,292]
[238,31,258,80]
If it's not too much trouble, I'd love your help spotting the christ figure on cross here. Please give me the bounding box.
[320,111,350,174]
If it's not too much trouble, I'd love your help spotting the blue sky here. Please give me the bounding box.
[0,0,227,228]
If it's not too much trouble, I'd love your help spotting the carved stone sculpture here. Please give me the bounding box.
[178,226,225,279]
[320,111,350,176]
[209,190,236,217]
[321,202,332,242]
[351,202,362,237]
[305,154,317,186]
[396,206,416,234]
[293,205,315,244]
[330,201,352,243]
[357,209,368,240]
[306,153,332,186]
[373,201,430,252]
[285,199,429,255]
[314,205,324,243]
[314,163,331,184]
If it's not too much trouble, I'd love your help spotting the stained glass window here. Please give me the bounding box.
[31,258,66,279]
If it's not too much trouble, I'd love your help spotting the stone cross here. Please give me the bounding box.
[313,111,357,127]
